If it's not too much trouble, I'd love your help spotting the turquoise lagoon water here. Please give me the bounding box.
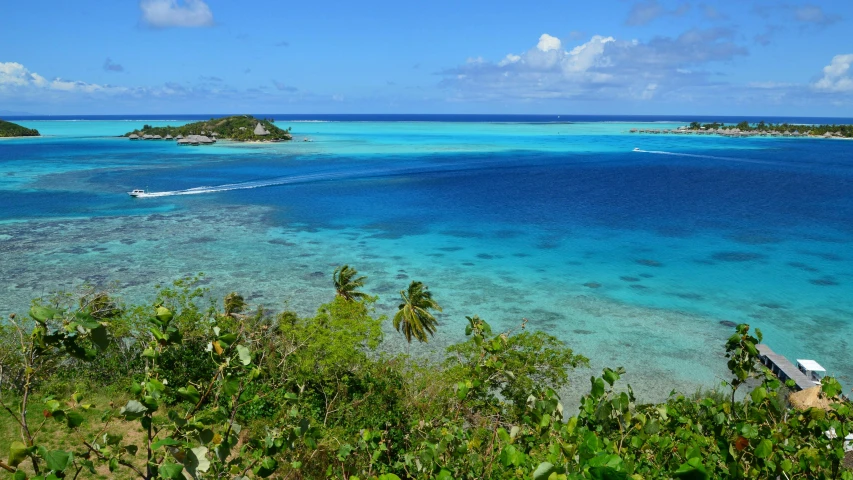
[2,117,852,403]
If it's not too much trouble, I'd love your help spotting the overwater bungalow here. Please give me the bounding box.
[129,134,139,140]
[165,134,173,140]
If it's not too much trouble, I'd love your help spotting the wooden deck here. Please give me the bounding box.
[756,344,816,391]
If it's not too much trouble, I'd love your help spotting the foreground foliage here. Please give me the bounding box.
[0,272,851,479]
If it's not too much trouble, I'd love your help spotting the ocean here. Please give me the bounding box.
[2,115,851,402]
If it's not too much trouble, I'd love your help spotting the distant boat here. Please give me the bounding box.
[633,147,640,152]
[128,189,146,197]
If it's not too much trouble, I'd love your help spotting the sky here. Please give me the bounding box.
[1,0,852,115]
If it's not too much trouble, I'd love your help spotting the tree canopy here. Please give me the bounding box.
[0,119,39,137]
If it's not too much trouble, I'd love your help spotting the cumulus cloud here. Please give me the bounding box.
[536,34,562,52]
[625,0,690,26]
[0,62,118,93]
[139,0,214,28]
[439,30,746,102]
[0,62,47,87]
[813,54,853,92]
[103,58,124,72]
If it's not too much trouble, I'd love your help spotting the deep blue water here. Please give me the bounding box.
[1,118,852,400]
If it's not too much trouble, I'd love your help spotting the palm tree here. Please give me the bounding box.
[223,292,246,317]
[333,265,368,302]
[393,281,442,344]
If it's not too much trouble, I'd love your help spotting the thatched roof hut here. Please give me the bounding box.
[254,123,270,136]
[165,134,173,140]
[129,134,139,140]
[789,386,832,411]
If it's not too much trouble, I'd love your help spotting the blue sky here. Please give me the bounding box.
[1,0,852,115]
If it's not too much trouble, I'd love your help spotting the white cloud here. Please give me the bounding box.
[139,0,214,28]
[0,61,127,95]
[439,30,748,102]
[0,62,46,87]
[498,54,521,66]
[536,34,562,52]
[814,54,853,92]
[564,35,614,73]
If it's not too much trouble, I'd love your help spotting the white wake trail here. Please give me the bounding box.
[135,169,387,198]
[632,149,782,166]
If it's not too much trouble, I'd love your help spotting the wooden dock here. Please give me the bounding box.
[756,344,816,391]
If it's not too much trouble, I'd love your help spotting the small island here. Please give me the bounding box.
[630,120,853,138]
[0,119,40,137]
[124,115,292,145]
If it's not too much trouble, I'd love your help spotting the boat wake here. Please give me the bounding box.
[632,149,783,166]
[134,168,400,198]
[130,161,495,198]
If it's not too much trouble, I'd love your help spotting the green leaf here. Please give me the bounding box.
[673,457,709,480]
[30,306,59,322]
[602,368,620,386]
[89,326,109,350]
[740,424,759,439]
[253,456,278,478]
[377,475,402,480]
[159,462,184,479]
[43,450,72,472]
[533,462,555,480]
[223,378,240,397]
[754,439,773,458]
[119,400,148,420]
[74,312,101,329]
[590,377,605,398]
[185,446,210,478]
[155,306,173,323]
[9,441,28,467]
[65,411,85,429]
[750,387,767,403]
[177,385,200,404]
[13,469,26,480]
[236,345,252,366]
[436,469,453,480]
[589,467,628,480]
[151,438,183,450]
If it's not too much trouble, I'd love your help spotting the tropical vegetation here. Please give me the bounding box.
[1,271,851,479]
[124,115,292,142]
[688,120,853,137]
[0,119,39,137]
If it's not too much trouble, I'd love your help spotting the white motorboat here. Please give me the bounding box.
[633,147,640,152]
[128,189,146,197]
